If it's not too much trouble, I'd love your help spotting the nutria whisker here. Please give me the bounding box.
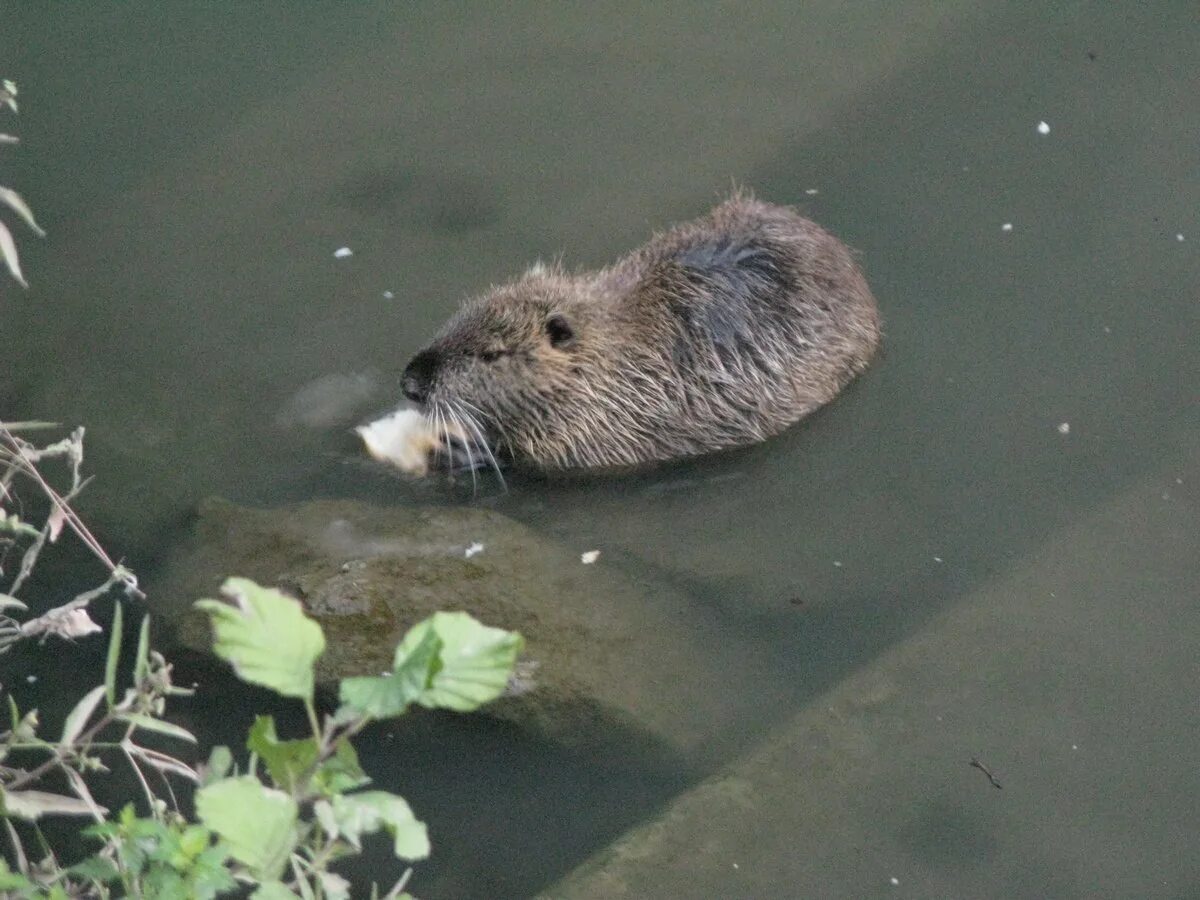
[457,407,485,495]
[429,403,447,466]
[457,397,514,461]
[449,404,479,495]
[453,402,507,491]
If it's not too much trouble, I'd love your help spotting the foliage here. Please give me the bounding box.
[0,77,47,288]
[0,423,524,897]
[0,73,525,899]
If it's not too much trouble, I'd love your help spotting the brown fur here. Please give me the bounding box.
[400,194,881,469]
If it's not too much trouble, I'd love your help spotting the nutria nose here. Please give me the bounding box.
[402,349,440,404]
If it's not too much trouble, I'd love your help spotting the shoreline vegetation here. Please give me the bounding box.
[1,79,522,899]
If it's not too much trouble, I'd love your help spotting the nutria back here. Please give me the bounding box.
[401,194,880,470]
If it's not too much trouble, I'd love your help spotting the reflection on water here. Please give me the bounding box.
[2,2,1198,897]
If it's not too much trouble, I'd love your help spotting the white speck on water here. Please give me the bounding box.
[26,674,37,683]
[1057,422,1070,435]
[1176,477,1183,484]
[334,246,353,259]
[833,560,843,568]
[890,877,901,886]
[933,556,944,563]
[581,550,601,565]
[1001,222,1013,232]
[1176,233,1185,242]
[1037,120,1051,134]
[1103,326,1111,333]
[383,290,394,299]
[732,863,740,870]
[464,542,484,558]
[805,188,819,195]
[1162,491,1170,500]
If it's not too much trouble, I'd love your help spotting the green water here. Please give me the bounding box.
[3,3,1198,897]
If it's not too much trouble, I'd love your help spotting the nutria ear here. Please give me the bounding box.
[545,314,576,348]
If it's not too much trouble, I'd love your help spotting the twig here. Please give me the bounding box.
[969,756,1003,790]
[122,744,158,813]
[4,818,29,875]
[0,422,143,598]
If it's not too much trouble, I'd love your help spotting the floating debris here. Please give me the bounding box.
[933,556,944,563]
[383,290,395,299]
[1001,222,1013,232]
[804,188,819,196]
[1177,233,1185,242]
[465,542,484,558]
[333,246,353,259]
[969,756,1003,789]
[1057,422,1070,435]
[890,877,900,886]
[1037,120,1051,135]
[580,550,600,565]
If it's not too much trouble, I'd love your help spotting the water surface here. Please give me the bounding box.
[3,3,1198,897]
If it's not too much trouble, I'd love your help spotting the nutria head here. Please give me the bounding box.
[401,265,630,470]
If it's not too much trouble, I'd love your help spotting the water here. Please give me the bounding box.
[3,3,1198,897]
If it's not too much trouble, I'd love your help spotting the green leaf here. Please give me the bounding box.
[328,791,430,861]
[317,872,351,900]
[411,612,522,711]
[201,745,233,785]
[0,859,34,891]
[251,883,301,900]
[313,738,370,794]
[338,624,441,719]
[0,219,25,287]
[61,685,107,744]
[339,612,521,719]
[189,844,238,898]
[0,187,45,237]
[246,716,319,793]
[1,788,102,820]
[66,855,121,885]
[0,510,39,539]
[0,593,27,613]
[118,713,197,743]
[133,614,152,684]
[195,776,298,880]
[195,578,325,700]
[104,601,123,706]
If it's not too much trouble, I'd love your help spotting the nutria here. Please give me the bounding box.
[399,193,880,471]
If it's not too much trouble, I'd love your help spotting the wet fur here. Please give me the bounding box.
[406,194,881,469]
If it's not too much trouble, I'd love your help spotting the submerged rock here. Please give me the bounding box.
[155,497,721,751]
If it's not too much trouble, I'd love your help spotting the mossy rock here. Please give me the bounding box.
[155,497,717,752]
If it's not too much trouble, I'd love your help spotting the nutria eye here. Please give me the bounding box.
[545,314,575,348]
[479,349,502,362]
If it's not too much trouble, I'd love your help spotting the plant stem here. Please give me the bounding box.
[5,708,118,790]
[304,699,321,741]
